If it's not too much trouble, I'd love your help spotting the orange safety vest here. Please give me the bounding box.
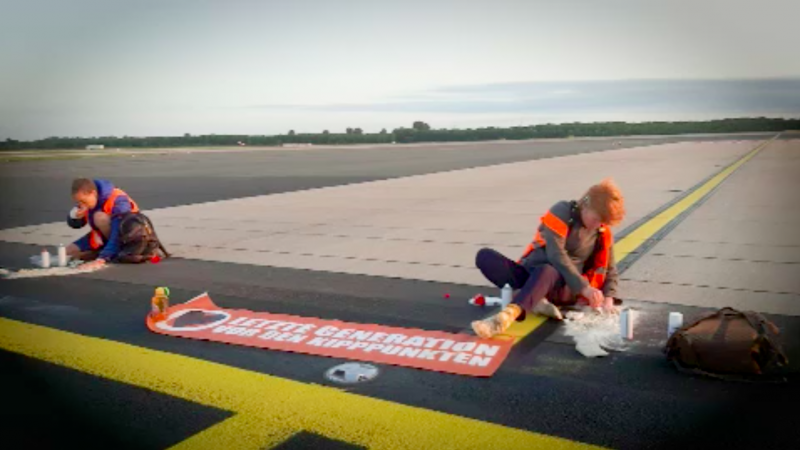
[89,188,140,250]
[518,210,613,290]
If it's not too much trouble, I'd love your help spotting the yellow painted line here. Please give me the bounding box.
[504,315,547,344]
[613,135,775,262]
[504,135,776,343]
[0,317,606,450]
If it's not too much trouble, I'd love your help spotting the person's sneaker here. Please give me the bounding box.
[532,299,564,320]
[471,304,522,338]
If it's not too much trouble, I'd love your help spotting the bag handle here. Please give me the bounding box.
[677,307,733,335]
[142,214,172,258]
[680,307,789,371]
[694,307,766,340]
[734,310,788,364]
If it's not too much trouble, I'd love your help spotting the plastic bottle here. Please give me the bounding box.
[469,294,486,306]
[501,283,513,306]
[57,244,68,267]
[40,249,51,268]
[668,312,684,338]
[150,287,170,322]
[620,308,635,340]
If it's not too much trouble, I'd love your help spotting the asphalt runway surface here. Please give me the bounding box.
[0,133,768,229]
[2,134,798,450]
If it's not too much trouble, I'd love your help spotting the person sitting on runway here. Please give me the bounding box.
[471,178,625,338]
[66,178,142,270]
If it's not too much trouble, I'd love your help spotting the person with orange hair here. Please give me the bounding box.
[472,178,626,338]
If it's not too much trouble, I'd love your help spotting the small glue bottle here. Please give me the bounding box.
[57,244,68,267]
[40,248,51,268]
[150,287,170,322]
[620,308,635,340]
[501,283,513,306]
[668,312,684,338]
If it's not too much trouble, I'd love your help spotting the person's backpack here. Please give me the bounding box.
[665,307,789,382]
[115,212,170,263]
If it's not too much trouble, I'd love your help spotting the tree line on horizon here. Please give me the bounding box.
[1,117,797,151]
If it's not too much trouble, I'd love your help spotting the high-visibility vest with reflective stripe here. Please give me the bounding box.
[88,188,139,250]
[583,225,613,290]
[518,211,567,260]
[518,210,613,290]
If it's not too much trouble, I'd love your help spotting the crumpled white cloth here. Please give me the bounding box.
[1,258,103,280]
[563,309,627,358]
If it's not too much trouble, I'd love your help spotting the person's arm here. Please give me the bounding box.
[542,227,590,294]
[602,245,619,298]
[540,201,590,294]
[97,196,133,261]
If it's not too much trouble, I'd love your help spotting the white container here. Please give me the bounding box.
[620,308,635,340]
[57,244,68,267]
[501,283,513,306]
[40,249,51,268]
[668,312,684,338]
[485,296,503,307]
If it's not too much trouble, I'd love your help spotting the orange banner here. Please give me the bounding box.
[147,293,513,377]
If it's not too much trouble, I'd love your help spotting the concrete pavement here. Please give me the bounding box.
[0,140,758,286]
[623,138,800,315]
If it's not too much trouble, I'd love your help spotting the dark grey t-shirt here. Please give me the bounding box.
[520,200,619,298]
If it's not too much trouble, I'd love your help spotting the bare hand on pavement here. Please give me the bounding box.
[602,297,619,314]
[581,286,604,309]
[80,259,106,271]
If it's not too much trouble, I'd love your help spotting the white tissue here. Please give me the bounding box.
[563,308,628,358]
[3,257,95,280]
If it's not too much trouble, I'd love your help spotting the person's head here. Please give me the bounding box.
[579,178,625,230]
[71,178,98,210]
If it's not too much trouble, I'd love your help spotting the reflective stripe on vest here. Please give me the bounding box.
[88,188,140,250]
[102,188,139,216]
[518,211,569,262]
[581,226,614,290]
[541,211,568,238]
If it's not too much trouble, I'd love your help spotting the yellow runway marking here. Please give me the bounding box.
[0,317,605,450]
[613,135,775,262]
[505,135,777,342]
[503,315,548,344]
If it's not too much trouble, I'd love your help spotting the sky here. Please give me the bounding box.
[1,0,799,140]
